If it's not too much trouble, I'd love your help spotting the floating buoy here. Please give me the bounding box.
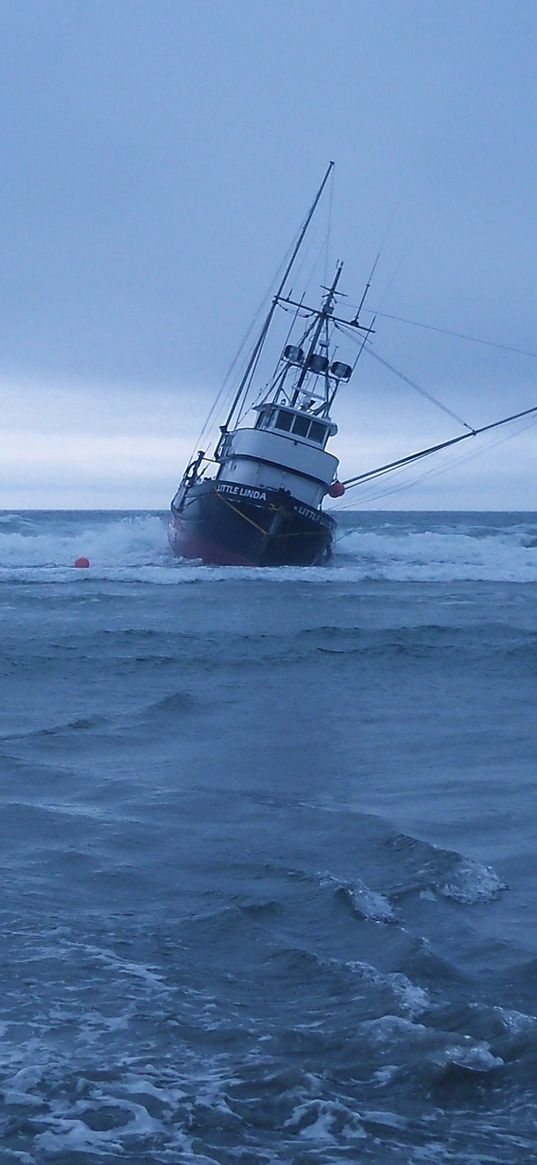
[74,556,90,568]
[328,480,345,498]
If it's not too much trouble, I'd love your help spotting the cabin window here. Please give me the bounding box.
[256,409,274,430]
[292,414,310,437]
[275,408,293,431]
[308,420,327,444]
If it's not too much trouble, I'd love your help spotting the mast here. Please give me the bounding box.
[219,161,335,441]
[291,262,344,407]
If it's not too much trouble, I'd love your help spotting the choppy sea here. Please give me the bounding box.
[2,508,537,1164]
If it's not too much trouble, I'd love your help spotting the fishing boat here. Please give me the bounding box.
[168,162,360,566]
[169,165,537,565]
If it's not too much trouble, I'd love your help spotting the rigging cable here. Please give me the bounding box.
[189,219,316,459]
[350,216,394,324]
[335,411,537,513]
[359,309,537,361]
[236,226,336,426]
[337,321,476,432]
[221,162,335,436]
[336,255,405,402]
[341,402,537,491]
[189,289,275,462]
[189,164,336,460]
[362,346,475,432]
[323,163,334,286]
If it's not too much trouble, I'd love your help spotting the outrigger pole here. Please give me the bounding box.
[342,403,537,490]
[220,161,335,438]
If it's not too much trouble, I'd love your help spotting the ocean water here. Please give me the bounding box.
[2,509,537,1164]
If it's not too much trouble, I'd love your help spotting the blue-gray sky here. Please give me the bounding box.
[2,0,537,508]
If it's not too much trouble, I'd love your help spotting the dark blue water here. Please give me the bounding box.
[2,510,537,1163]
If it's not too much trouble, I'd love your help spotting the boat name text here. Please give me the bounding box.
[216,484,267,502]
[296,503,332,527]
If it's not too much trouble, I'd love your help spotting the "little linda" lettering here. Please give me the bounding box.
[216,484,267,502]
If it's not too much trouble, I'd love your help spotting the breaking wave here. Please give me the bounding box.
[1,509,537,583]
[0,512,169,578]
[334,515,537,582]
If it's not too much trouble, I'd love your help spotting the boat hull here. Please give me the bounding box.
[168,479,335,566]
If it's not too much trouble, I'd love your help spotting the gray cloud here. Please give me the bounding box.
[1,0,536,507]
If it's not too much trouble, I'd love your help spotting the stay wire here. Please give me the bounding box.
[323,165,334,285]
[191,291,276,461]
[338,322,475,432]
[189,198,329,461]
[341,399,537,492]
[363,346,476,433]
[350,413,537,507]
[237,227,336,427]
[360,309,537,362]
[335,411,537,510]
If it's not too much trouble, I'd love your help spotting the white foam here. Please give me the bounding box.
[438,858,506,904]
[361,1015,429,1045]
[284,1099,367,1142]
[1,1087,43,1108]
[34,1097,169,1155]
[335,525,537,582]
[439,1043,504,1071]
[319,872,396,923]
[35,1120,124,1153]
[347,879,397,923]
[347,961,429,1018]
[1,1065,45,1108]
[2,512,537,584]
[0,514,167,571]
[122,1075,187,1104]
[372,1065,399,1087]
[494,1006,537,1034]
[361,1108,408,1130]
[81,944,168,990]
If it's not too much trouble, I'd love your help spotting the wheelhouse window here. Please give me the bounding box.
[275,408,293,431]
[308,420,327,444]
[255,408,274,430]
[292,414,310,437]
[262,408,329,444]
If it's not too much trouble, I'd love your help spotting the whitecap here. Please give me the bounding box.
[318,871,396,923]
[284,1098,367,1142]
[360,1015,430,1045]
[438,858,507,904]
[346,879,397,923]
[437,1043,504,1072]
[493,1006,537,1034]
[334,524,537,583]
[346,961,429,1018]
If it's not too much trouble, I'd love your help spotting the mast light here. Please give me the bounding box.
[306,353,329,374]
[284,345,304,365]
[330,361,352,380]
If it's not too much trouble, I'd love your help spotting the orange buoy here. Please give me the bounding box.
[74,556,90,568]
[328,481,345,498]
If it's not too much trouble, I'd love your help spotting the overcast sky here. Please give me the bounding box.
[2,0,537,509]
